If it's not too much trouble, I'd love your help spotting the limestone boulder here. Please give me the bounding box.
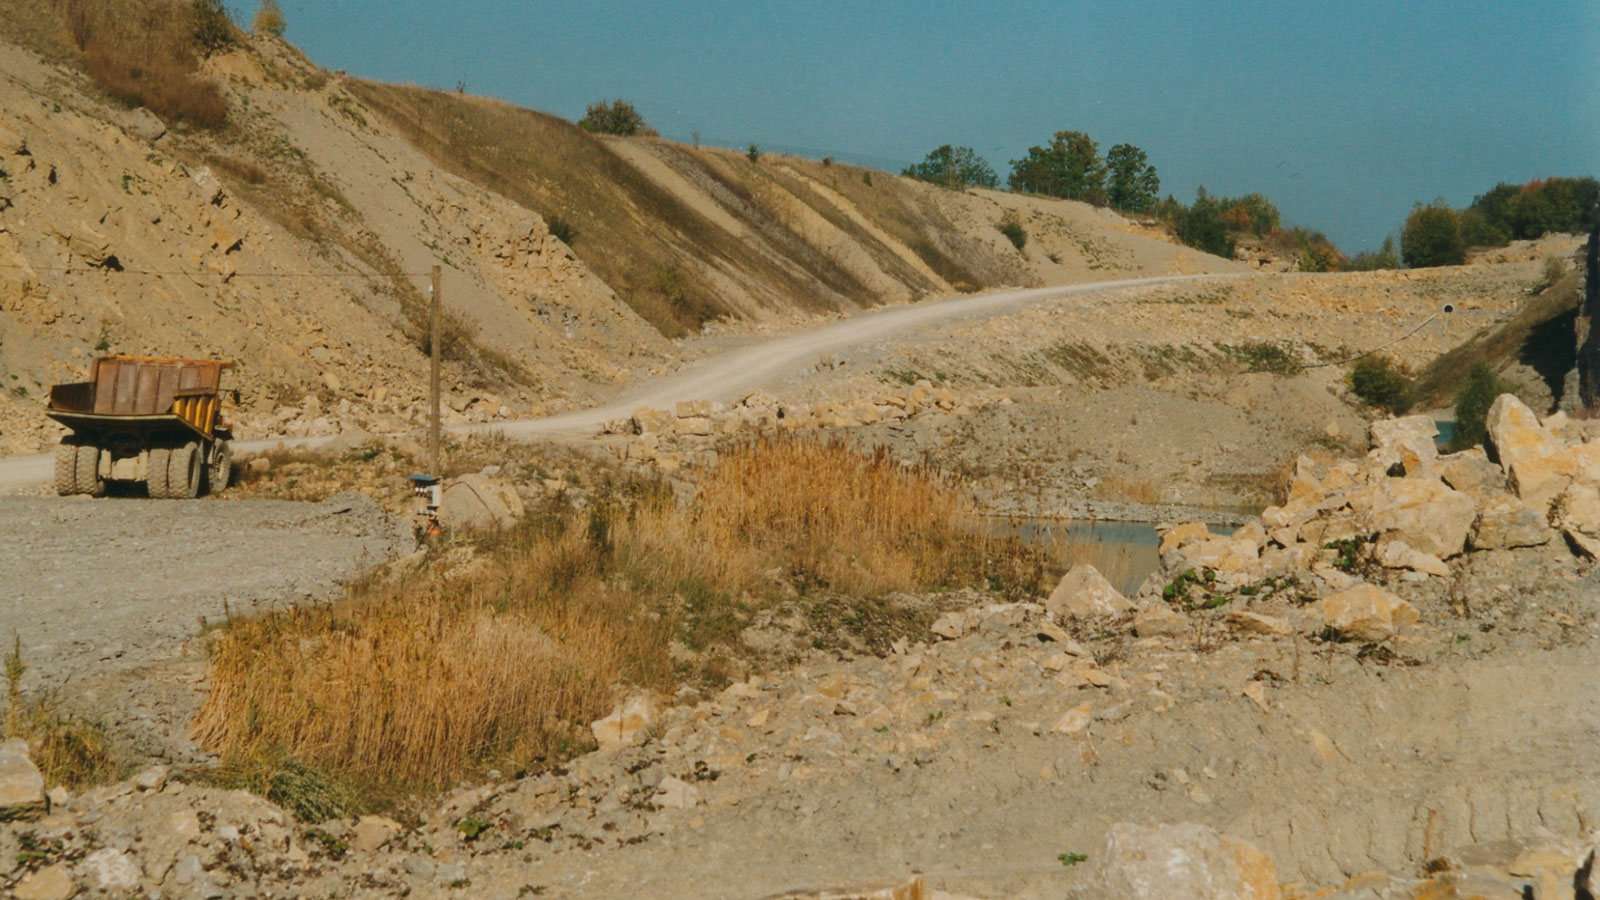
[1368,415,1439,475]
[1096,822,1281,900]
[1487,393,1563,468]
[1557,482,1600,538]
[1133,606,1190,638]
[1317,583,1418,642]
[1486,394,1571,510]
[1472,494,1551,550]
[1355,477,1475,559]
[0,738,47,821]
[1046,565,1133,620]
[631,406,675,435]
[1157,521,1211,556]
[438,473,525,532]
[1374,540,1450,577]
[591,694,657,750]
[1227,610,1291,636]
[1437,447,1504,494]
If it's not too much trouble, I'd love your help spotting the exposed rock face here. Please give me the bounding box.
[1046,565,1133,619]
[1096,822,1280,900]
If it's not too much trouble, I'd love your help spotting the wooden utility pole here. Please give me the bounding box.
[429,265,442,476]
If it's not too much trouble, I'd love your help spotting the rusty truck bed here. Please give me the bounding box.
[46,356,232,439]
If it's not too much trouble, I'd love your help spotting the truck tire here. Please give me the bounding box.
[147,446,172,499]
[75,444,105,498]
[207,441,232,494]
[169,442,203,499]
[53,442,79,496]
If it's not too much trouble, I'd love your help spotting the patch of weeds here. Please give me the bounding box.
[1058,851,1088,866]
[457,814,493,841]
[5,636,119,789]
[304,827,348,859]
[1045,252,1061,263]
[546,215,578,245]
[449,878,472,888]
[207,755,358,822]
[998,213,1027,250]
[926,710,944,724]
[1322,536,1372,575]
[16,832,66,870]
[1162,568,1216,608]
[883,368,923,386]
[1221,341,1300,375]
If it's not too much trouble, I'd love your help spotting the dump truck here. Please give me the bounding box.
[45,356,234,498]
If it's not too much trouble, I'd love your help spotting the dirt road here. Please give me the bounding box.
[0,274,1240,495]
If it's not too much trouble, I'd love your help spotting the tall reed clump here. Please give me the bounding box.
[193,436,1039,799]
[693,436,998,595]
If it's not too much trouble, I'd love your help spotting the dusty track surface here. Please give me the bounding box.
[0,492,413,758]
[0,273,1237,495]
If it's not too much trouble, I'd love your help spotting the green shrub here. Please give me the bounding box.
[998,215,1027,250]
[546,215,577,245]
[189,0,235,58]
[1401,200,1466,267]
[1347,355,1413,414]
[1448,361,1513,452]
[577,99,649,136]
[746,142,761,162]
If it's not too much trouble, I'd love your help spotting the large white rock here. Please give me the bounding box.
[1046,565,1132,619]
[1317,583,1418,642]
[83,848,142,892]
[1368,415,1439,475]
[1097,822,1281,900]
[438,473,525,532]
[1353,477,1476,559]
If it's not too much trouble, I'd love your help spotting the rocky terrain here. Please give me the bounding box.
[1,392,1597,899]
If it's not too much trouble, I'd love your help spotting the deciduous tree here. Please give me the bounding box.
[1007,130,1104,202]
[902,145,998,189]
[1104,143,1159,212]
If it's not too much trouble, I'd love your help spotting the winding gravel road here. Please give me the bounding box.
[0,274,1237,493]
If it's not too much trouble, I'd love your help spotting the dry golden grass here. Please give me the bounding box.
[1092,472,1162,504]
[194,436,1041,797]
[5,637,118,790]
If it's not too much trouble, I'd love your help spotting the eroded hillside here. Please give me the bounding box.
[0,23,1234,453]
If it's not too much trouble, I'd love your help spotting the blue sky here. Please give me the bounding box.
[238,1,1599,252]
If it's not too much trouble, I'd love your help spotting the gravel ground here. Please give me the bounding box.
[0,491,414,759]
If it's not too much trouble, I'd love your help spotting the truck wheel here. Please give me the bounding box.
[207,441,233,494]
[147,446,172,499]
[53,442,79,496]
[75,444,105,498]
[169,442,203,499]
